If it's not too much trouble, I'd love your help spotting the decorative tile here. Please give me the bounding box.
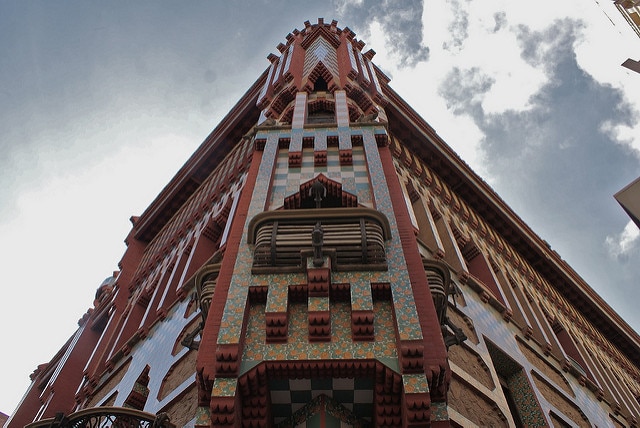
[350,278,372,312]
[431,402,449,421]
[269,377,373,424]
[402,373,429,394]
[361,127,423,342]
[212,377,237,397]
[218,131,281,344]
[266,279,289,313]
[308,297,328,312]
[241,301,397,368]
[269,142,372,210]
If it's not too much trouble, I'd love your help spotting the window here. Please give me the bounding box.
[313,76,328,92]
[306,98,335,124]
[486,341,546,427]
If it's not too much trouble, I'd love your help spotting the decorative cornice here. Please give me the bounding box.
[380,74,640,367]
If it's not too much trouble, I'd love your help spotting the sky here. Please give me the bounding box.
[1,0,640,416]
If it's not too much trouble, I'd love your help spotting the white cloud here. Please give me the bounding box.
[606,220,640,258]
[365,20,489,177]
[601,120,640,157]
[0,132,198,414]
[571,0,640,159]
[475,54,542,114]
[333,0,363,17]
[454,7,548,115]
[421,1,549,115]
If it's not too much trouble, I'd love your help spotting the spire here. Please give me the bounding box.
[256,18,388,122]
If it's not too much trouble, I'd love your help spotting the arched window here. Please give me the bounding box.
[307,98,335,125]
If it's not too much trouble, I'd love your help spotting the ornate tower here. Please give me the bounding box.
[196,18,453,427]
[9,19,640,428]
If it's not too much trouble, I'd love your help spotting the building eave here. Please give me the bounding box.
[614,175,640,229]
[133,70,268,242]
[380,77,640,367]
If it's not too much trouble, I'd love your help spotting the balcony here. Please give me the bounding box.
[248,207,391,273]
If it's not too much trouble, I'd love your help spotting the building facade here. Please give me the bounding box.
[616,176,640,228]
[7,19,640,428]
[613,0,640,72]
[615,0,640,38]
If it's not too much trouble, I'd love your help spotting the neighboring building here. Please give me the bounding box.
[613,0,640,72]
[1,412,9,428]
[7,19,640,428]
[615,0,640,37]
[615,176,640,228]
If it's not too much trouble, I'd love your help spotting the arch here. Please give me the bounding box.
[344,84,374,116]
[313,75,328,92]
[283,174,357,209]
[279,105,295,124]
[304,62,338,93]
[307,98,335,115]
[347,101,365,123]
[268,85,297,117]
[307,99,336,125]
[209,360,402,427]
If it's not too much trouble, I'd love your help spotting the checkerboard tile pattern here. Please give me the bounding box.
[269,145,371,210]
[270,377,374,423]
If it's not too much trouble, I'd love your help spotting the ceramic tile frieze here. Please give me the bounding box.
[361,127,422,342]
[212,377,237,397]
[402,373,429,394]
[349,277,373,312]
[241,301,398,372]
[266,279,289,313]
[218,131,280,344]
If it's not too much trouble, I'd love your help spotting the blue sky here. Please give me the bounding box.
[1,0,640,416]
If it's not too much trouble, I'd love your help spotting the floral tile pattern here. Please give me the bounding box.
[242,301,397,365]
[349,278,373,312]
[402,373,429,394]
[217,131,281,344]
[266,278,290,313]
[431,402,449,421]
[308,296,328,312]
[212,377,237,397]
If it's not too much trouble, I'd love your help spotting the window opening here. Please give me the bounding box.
[313,76,328,92]
[486,341,546,427]
[499,375,524,428]
[551,319,596,384]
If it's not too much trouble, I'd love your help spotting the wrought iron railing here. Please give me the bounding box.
[25,407,174,428]
[423,258,467,348]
